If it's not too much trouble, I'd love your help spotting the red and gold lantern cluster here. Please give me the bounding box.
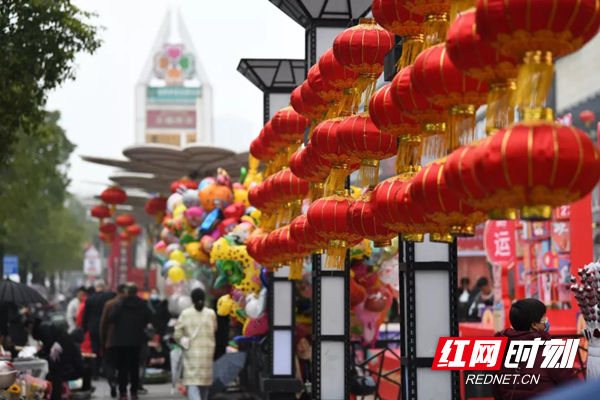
[100,186,127,214]
[145,196,167,223]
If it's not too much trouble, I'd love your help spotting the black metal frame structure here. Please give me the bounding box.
[398,239,460,400]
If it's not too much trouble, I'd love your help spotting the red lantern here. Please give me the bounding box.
[476,0,600,113]
[91,205,111,224]
[307,63,340,108]
[372,0,425,68]
[116,214,135,228]
[370,176,427,241]
[411,44,488,152]
[290,214,328,252]
[318,48,359,116]
[277,226,310,280]
[270,169,310,224]
[99,232,112,244]
[290,148,327,200]
[260,121,289,172]
[170,178,198,194]
[119,231,130,242]
[100,187,127,214]
[336,112,397,187]
[333,18,395,113]
[99,222,117,235]
[447,9,518,134]
[390,65,446,159]
[307,195,362,270]
[311,117,359,195]
[126,224,142,237]
[271,106,310,143]
[580,110,596,128]
[472,120,600,220]
[409,159,486,237]
[347,193,396,247]
[145,197,167,216]
[369,83,422,173]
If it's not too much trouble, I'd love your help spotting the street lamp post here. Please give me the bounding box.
[238,58,305,400]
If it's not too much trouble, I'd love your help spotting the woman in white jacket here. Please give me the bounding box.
[174,288,217,400]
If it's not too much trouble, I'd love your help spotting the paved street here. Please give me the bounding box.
[92,382,178,400]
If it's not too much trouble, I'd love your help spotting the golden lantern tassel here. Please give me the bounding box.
[396,35,424,71]
[515,51,553,115]
[359,160,380,188]
[325,241,348,270]
[423,13,450,49]
[486,80,517,135]
[326,101,342,120]
[396,136,423,174]
[448,105,476,153]
[325,164,351,196]
[450,0,477,22]
[309,182,325,201]
[351,75,378,115]
[337,88,358,117]
[430,232,454,243]
[288,259,304,280]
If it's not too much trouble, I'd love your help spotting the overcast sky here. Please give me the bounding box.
[47,0,304,199]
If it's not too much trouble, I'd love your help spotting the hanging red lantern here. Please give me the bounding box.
[312,117,359,195]
[307,195,362,270]
[318,48,359,116]
[307,63,341,118]
[336,112,397,187]
[277,226,310,280]
[250,137,274,163]
[290,214,328,252]
[447,9,518,135]
[145,197,167,216]
[390,65,447,159]
[411,44,488,152]
[126,224,142,237]
[348,193,396,247]
[372,0,425,68]
[476,0,600,114]
[260,120,290,172]
[271,106,310,143]
[119,231,130,242]
[333,18,395,113]
[580,110,596,128]
[99,222,117,235]
[91,205,111,224]
[100,187,127,214]
[369,83,423,173]
[170,178,198,194]
[271,169,310,225]
[290,148,328,200]
[409,159,487,236]
[115,214,135,228]
[472,119,600,220]
[99,232,112,244]
[370,176,427,242]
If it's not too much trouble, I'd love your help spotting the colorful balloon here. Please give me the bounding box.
[168,265,186,282]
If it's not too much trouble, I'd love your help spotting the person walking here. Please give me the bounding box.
[174,288,217,400]
[108,283,153,400]
[83,280,115,378]
[66,287,87,333]
[100,284,128,398]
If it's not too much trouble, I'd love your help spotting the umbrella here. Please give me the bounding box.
[209,351,247,395]
[0,280,48,304]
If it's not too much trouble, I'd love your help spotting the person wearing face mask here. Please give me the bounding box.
[492,299,578,399]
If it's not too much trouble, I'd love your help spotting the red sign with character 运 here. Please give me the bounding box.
[484,220,516,265]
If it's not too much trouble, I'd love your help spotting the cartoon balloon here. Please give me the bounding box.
[199,177,216,191]
[182,189,200,208]
[167,193,183,214]
[169,249,186,264]
[168,265,186,282]
[184,207,205,228]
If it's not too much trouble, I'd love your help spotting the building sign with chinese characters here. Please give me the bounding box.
[146,110,196,129]
[146,86,200,104]
[484,220,517,265]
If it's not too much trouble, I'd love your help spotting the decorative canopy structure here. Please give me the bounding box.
[269,0,372,27]
[82,143,248,195]
[237,59,306,93]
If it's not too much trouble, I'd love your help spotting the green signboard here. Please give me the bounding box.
[147,86,201,104]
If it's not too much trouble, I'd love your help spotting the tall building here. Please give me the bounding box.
[135,10,213,146]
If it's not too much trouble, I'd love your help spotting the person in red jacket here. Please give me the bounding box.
[76,290,93,354]
[492,299,579,399]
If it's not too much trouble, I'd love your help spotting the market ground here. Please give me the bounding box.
[93,382,255,400]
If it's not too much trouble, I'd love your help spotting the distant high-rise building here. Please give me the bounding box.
[135,10,213,146]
